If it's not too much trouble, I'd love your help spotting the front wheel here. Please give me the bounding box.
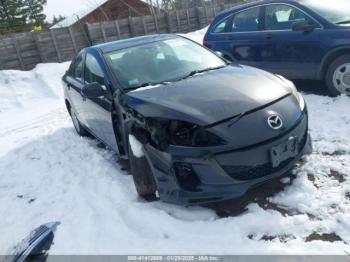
[70,108,88,137]
[326,55,350,96]
[128,135,157,199]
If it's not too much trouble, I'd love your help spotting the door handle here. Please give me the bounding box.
[265,33,273,39]
[67,83,71,90]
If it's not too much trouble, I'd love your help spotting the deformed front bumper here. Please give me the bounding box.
[144,113,312,206]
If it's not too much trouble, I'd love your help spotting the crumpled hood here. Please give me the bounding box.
[124,65,292,125]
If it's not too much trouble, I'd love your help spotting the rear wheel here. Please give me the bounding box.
[326,55,350,96]
[128,136,157,199]
[70,108,88,137]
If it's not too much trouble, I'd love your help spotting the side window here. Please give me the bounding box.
[70,54,84,81]
[212,18,231,33]
[84,54,105,86]
[265,4,312,30]
[232,7,261,32]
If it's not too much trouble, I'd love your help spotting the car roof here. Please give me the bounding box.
[91,34,178,53]
[218,0,303,16]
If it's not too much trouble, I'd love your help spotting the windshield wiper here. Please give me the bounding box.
[179,65,227,81]
[124,81,169,91]
[336,20,350,25]
[123,65,226,91]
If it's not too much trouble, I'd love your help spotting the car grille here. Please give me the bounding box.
[222,131,308,181]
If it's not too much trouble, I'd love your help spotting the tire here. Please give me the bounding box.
[326,54,350,96]
[70,107,89,137]
[128,137,157,198]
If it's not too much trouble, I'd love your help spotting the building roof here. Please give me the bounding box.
[51,0,109,28]
[51,0,155,29]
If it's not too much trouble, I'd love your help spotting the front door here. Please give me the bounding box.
[259,4,322,79]
[82,53,119,153]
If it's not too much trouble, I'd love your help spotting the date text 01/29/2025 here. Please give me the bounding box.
[127,256,220,261]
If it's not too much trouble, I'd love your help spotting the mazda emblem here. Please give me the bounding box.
[268,115,283,130]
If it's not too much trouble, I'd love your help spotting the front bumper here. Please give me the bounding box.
[144,113,312,205]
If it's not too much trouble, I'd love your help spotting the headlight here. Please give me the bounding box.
[147,118,226,148]
[276,75,305,111]
[169,120,226,147]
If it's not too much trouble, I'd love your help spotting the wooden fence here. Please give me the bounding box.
[0,2,244,71]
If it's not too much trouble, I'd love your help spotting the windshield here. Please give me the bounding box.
[302,0,350,25]
[104,38,226,89]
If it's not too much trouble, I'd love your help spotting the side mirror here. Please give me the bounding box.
[81,82,106,98]
[215,51,224,58]
[292,20,318,32]
[215,51,233,63]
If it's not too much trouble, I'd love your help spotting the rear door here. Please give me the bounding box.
[65,52,87,126]
[206,6,266,68]
[259,3,322,79]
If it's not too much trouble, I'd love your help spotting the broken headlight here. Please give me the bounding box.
[146,118,226,149]
[168,120,226,147]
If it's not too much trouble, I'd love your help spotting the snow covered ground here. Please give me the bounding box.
[0,29,350,255]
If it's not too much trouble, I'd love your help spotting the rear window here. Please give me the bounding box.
[232,7,261,32]
[69,53,84,81]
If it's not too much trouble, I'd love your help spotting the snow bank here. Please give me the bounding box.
[0,62,70,113]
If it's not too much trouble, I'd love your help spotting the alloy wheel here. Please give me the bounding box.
[333,63,350,95]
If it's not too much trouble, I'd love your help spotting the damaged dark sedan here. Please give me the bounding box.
[62,34,312,205]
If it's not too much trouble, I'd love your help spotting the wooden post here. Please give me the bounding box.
[204,5,209,25]
[0,43,4,70]
[114,20,121,39]
[83,24,92,46]
[32,32,43,63]
[186,9,191,31]
[153,13,159,33]
[68,27,78,54]
[128,17,135,36]
[141,16,148,35]
[175,10,181,32]
[165,12,172,33]
[50,30,62,62]
[100,22,107,42]
[213,5,217,16]
[211,0,217,16]
[12,38,24,70]
[0,54,3,70]
[195,7,202,30]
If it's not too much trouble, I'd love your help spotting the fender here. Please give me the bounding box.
[318,45,350,79]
